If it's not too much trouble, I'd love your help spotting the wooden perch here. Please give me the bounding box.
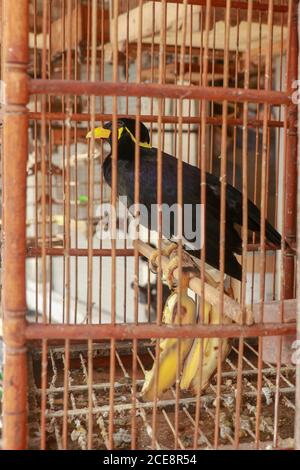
[136,239,254,326]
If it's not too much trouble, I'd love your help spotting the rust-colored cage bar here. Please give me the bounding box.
[2,0,29,450]
[1,0,299,451]
[29,79,291,104]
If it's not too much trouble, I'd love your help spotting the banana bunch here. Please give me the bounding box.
[141,289,197,401]
[180,301,231,393]
[141,290,231,400]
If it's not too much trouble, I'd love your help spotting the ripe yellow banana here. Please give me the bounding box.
[180,301,231,394]
[141,290,197,401]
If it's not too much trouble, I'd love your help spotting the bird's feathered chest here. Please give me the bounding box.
[102,148,201,209]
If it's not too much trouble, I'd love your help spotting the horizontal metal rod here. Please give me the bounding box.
[25,321,296,340]
[26,247,134,257]
[29,79,290,105]
[152,0,288,13]
[26,244,282,258]
[27,111,284,129]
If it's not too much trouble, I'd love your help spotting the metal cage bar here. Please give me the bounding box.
[0,0,299,450]
[29,79,290,104]
[2,0,29,450]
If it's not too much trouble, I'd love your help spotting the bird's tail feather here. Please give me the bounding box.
[265,220,282,247]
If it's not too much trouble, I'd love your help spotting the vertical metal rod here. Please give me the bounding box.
[47,0,53,325]
[250,9,262,310]
[60,0,66,325]
[284,0,298,299]
[131,0,143,450]
[273,1,288,448]
[172,3,179,160]
[98,0,105,325]
[109,0,119,450]
[123,0,130,326]
[146,0,156,324]
[186,3,193,165]
[294,0,300,451]
[62,0,73,449]
[214,0,231,449]
[175,0,188,450]
[33,0,39,325]
[86,0,98,450]
[152,0,167,449]
[234,0,253,449]
[208,7,216,175]
[2,0,28,450]
[255,0,274,449]
[232,7,240,189]
[74,0,79,324]
[193,0,211,450]
[40,0,48,450]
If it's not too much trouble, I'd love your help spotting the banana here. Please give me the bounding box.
[141,290,197,401]
[179,300,211,391]
[180,301,231,394]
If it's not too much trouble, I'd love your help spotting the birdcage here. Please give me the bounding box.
[0,0,299,450]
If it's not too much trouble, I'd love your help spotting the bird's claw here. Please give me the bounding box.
[149,242,195,291]
[149,250,160,274]
[148,242,178,274]
[165,255,191,291]
[163,241,178,258]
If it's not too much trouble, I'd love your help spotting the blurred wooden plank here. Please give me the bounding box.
[139,21,287,55]
[51,126,87,146]
[140,67,224,83]
[140,60,244,83]
[50,4,83,57]
[116,1,200,44]
[28,4,109,58]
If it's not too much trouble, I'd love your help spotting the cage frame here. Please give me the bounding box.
[1,0,299,450]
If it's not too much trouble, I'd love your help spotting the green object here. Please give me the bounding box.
[79,195,88,203]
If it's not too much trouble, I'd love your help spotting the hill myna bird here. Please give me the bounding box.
[86,118,281,282]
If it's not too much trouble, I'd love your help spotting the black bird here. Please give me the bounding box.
[87,118,281,280]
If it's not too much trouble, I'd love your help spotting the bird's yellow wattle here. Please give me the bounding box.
[124,126,152,149]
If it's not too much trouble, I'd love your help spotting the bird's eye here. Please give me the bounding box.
[118,127,124,140]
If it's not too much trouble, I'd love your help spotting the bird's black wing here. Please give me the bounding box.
[113,146,279,280]
[134,150,242,276]
[204,172,281,246]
